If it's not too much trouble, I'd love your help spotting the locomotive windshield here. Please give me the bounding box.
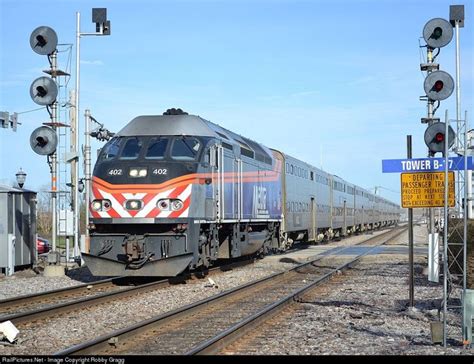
[170,137,201,161]
[97,136,205,164]
[145,137,169,159]
[120,137,143,160]
[100,137,122,161]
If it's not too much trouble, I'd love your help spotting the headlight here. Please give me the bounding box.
[171,199,184,211]
[125,199,142,210]
[129,168,147,178]
[91,200,102,211]
[91,199,112,212]
[157,199,170,211]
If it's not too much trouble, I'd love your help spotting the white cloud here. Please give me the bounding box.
[80,60,104,66]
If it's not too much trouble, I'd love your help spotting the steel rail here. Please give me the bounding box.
[186,228,406,354]
[55,225,406,355]
[0,258,254,325]
[0,276,127,311]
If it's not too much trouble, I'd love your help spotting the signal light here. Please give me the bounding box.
[432,27,443,39]
[35,35,47,48]
[423,71,454,101]
[434,80,444,92]
[30,126,58,155]
[435,132,444,143]
[424,122,455,154]
[36,136,47,146]
[29,76,58,106]
[36,86,47,97]
[423,18,453,48]
[29,26,58,55]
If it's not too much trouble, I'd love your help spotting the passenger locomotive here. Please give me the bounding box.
[83,109,400,276]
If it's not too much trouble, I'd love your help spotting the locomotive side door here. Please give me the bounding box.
[236,158,243,220]
[210,144,225,221]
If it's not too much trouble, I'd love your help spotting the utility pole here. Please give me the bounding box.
[84,109,91,251]
[407,135,414,307]
[75,8,111,256]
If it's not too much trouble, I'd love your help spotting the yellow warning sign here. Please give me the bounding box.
[401,171,455,208]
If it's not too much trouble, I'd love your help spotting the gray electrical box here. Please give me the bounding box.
[0,185,37,274]
[464,289,474,345]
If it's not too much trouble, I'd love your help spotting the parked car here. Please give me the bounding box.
[37,237,50,255]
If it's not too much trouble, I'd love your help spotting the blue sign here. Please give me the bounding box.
[382,156,473,173]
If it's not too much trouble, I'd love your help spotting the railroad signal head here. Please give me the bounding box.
[30,126,58,155]
[423,18,453,48]
[423,70,454,101]
[424,122,455,154]
[29,26,58,55]
[29,77,58,106]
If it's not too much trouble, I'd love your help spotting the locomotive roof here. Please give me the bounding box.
[115,114,273,161]
[115,115,220,137]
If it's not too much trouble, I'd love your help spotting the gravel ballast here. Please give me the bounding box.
[1,224,471,355]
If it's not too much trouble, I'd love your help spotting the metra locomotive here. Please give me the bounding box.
[83,109,400,276]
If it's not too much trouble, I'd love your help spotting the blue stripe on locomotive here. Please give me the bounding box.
[204,177,282,220]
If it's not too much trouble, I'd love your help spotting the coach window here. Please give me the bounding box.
[145,137,169,159]
[120,137,142,160]
[171,137,201,160]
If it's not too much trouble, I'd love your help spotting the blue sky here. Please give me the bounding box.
[1,0,473,205]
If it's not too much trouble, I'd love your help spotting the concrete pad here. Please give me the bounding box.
[263,245,334,264]
[43,265,65,277]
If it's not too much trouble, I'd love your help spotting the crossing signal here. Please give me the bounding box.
[424,122,455,154]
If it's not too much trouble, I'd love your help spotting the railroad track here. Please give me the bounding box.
[0,226,398,323]
[0,276,132,317]
[55,225,406,355]
[0,259,254,326]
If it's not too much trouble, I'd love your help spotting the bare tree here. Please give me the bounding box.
[36,184,52,239]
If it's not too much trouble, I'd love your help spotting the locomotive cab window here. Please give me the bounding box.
[120,137,143,160]
[145,137,169,159]
[171,137,201,160]
[99,138,122,161]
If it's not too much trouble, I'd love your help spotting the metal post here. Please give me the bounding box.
[85,109,91,252]
[455,18,462,217]
[464,111,469,344]
[407,135,414,307]
[69,90,78,261]
[50,50,58,253]
[75,11,81,258]
[443,110,449,347]
[426,46,435,245]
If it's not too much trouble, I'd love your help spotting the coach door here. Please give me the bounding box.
[343,200,347,236]
[310,196,316,242]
